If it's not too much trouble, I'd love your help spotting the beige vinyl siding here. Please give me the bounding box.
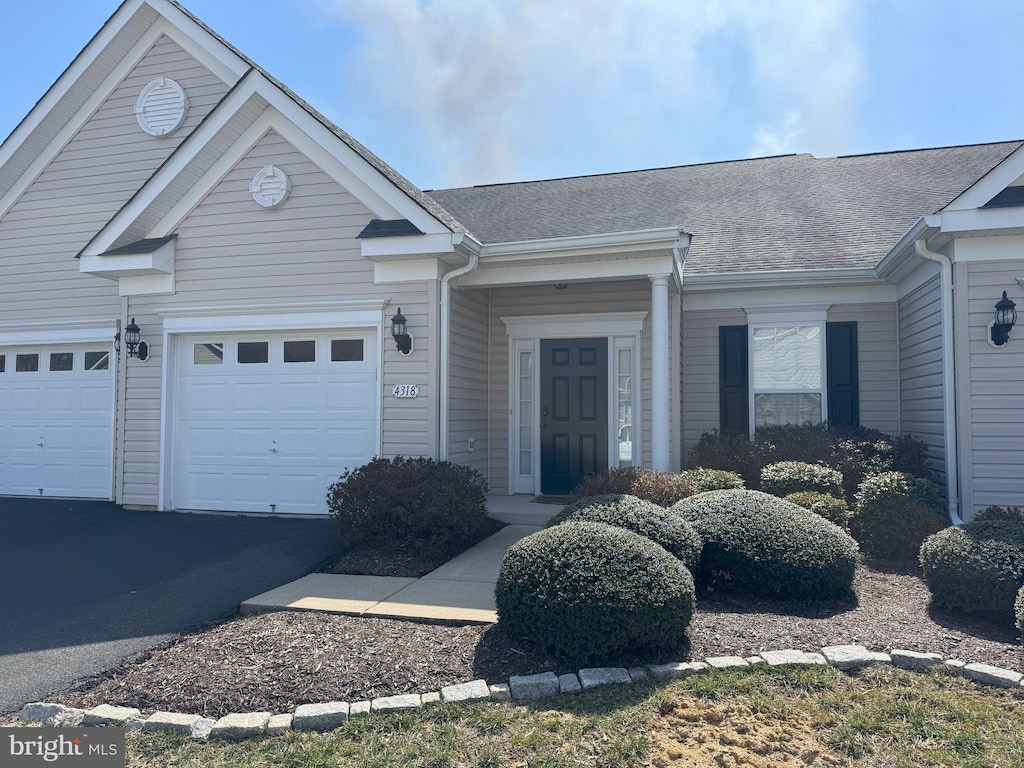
[681,308,745,456]
[0,5,159,196]
[827,303,899,434]
[120,129,434,508]
[0,35,229,327]
[898,276,946,484]
[681,303,899,458]
[487,280,652,495]
[448,287,489,475]
[963,259,1024,516]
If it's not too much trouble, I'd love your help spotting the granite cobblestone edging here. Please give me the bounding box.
[19,645,1024,741]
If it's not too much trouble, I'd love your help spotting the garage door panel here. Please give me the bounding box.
[11,386,43,412]
[175,330,378,514]
[45,386,79,414]
[43,425,78,452]
[80,384,113,413]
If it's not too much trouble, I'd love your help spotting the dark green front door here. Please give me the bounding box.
[540,338,608,495]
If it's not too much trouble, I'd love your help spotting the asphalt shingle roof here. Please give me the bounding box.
[426,142,1022,274]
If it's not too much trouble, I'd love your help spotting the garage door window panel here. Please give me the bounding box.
[194,342,224,365]
[49,352,74,372]
[84,351,109,370]
[16,354,38,372]
[331,339,364,362]
[238,341,269,364]
[283,340,316,363]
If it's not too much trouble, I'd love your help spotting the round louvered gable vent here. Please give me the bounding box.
[135,78,189,137]
[250,166,290,208]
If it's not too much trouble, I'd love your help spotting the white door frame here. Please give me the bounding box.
[501,311,647,496]
[156,301,387,511]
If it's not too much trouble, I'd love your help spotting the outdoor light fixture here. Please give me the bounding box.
[991,291,1018,347]
[115,317,150,361]
[390,307,413,355]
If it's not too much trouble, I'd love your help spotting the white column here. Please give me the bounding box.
[650,274,671,471]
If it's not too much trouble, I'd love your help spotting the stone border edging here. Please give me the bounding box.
[19,645,1024,741]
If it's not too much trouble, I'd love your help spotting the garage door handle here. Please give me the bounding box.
[270,441,278,453]
[36,441,44,447]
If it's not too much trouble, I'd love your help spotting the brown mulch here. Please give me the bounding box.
[322,518,505,577]
[56,559,1024,719]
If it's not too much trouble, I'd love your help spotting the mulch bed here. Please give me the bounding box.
[56,559,1024,719]
[321,518,505,577]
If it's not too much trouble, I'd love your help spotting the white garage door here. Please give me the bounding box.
[175,330,378,514]
[0,344,115,499]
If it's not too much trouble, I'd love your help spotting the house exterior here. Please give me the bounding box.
[0,0,1021,521]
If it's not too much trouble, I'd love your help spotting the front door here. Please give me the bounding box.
[540,338,608,495]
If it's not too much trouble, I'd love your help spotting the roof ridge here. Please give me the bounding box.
[835,139,1024,160]
[426,153,805,193]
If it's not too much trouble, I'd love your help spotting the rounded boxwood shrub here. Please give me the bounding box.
[974,505,1024,524]
[327,456,488,554]
[760,461,844,498]
[1016,586,1024,637]
[680,467,745,493]
[546,494,702,569]
[495,522,696,661]
[670,489,858,600]
[919,521,1024,626]
[570,468,694,507]
[784,491,850,528]
[850,472,947,560]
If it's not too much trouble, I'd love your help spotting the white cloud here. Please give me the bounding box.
[315,0,864,187]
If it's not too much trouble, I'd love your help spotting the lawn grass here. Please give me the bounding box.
[118,664,1024,768]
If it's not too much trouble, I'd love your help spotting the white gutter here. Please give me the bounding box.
[439,234,482,460]
[915,238,962,525]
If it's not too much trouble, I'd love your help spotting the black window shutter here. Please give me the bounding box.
[826,322,859,427]
[719,325,749,434]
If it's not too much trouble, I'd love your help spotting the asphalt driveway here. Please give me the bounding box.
[0,498,339,715]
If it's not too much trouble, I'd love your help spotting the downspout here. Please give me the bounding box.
[439,234,481,460]
[915,238,962,525]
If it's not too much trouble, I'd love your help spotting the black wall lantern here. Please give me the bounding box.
[991,291,1018,347]
[390,307,413,355]
[115,317,149,361]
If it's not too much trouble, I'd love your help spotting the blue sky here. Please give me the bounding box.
[1,1,1022,189]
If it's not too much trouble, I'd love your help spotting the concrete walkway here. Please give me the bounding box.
[241,496,561,624]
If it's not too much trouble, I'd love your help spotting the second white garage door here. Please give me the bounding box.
[175,330,378,514]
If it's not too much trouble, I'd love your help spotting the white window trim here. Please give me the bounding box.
[745,307,830,436]
[158,306,385,511]
[502,311,646,495]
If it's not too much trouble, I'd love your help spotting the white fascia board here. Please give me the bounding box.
[374,258,445,283]
[81,239,174,278]
[944,143,1024,211]
[875,216,939,280]
[0,9,246,220]
[0,322,119,346]
[502,311,648,339]
[360,233,457,259]
[681,266,878,292]
[158,299,389,334]
[459,253,676,288]
[938,207,1024,236]
[483,228,686,262]
[119,273,174,296]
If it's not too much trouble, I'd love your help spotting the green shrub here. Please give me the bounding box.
[326,456,488,554]
[919,521,1024,626]
[686,424,933,501]
[850,472,947,560]
[681,467,745,493]
[1016,586,1024,637]
[495,522,696,661]
[670,489,858,600]
[761,461,844,498]
[546,494,702,569]
[570,468,694,507]
[784,491,850,528]
[974,505,1024,524]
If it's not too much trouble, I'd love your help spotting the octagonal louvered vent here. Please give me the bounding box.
[135,78,189,137]
[249,166,291,208]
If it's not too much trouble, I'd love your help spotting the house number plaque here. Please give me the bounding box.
[392,384,419,398]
